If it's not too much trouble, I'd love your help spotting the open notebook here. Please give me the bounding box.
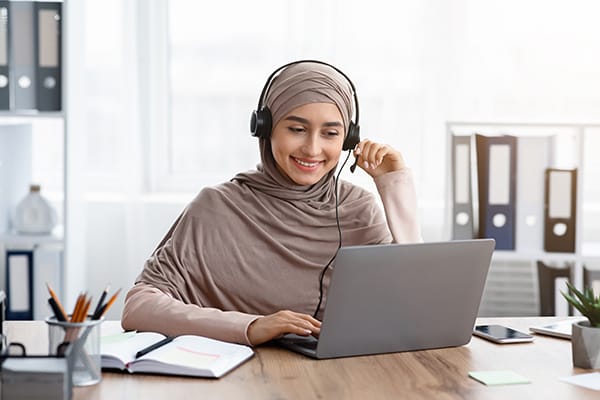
[101,331,253,378]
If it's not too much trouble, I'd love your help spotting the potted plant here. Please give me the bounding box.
[561,282,600,369]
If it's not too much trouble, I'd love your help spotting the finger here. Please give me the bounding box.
[294,312,322,327]
[282,322,313,337]
[362,141,384,169]
[373,145,391,166]
[358,140,376,169]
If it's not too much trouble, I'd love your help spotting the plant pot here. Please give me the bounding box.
[571,320,600,369]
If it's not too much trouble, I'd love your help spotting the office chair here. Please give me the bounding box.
[536,260,573,316]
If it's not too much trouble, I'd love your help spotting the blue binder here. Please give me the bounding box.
[5,250,34,320]
[475,134,517,250]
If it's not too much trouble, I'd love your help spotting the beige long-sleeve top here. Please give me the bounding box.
[121,169,421,345]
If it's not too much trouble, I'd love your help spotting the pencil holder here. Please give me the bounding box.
[46,316,103,387]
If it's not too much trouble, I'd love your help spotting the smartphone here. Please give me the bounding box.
[473,324,534,344]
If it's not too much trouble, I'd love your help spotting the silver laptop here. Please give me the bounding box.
[277,239,495,359]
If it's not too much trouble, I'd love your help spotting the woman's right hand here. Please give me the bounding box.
[247,310,321,346]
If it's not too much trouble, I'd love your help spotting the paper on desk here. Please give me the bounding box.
[560,372,600,391]
[469,370,531,386]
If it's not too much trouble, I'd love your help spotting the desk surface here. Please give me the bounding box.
[5,317,600,399]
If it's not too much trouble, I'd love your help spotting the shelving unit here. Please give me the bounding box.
[0,1,67,319]
[446,121,600,316]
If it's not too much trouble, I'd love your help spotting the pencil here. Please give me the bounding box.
[93,285,110,317]
[78,297,92,322]
[96,289,121,319]
[70,293,85,322]
[46,283,68,321]
[48,297,67,322]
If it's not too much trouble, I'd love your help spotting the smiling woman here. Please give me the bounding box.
[121,61,422,347]
[271,103,345,186]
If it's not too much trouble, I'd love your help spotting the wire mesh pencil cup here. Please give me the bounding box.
[46,316,103,387]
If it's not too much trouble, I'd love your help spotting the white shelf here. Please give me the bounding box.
[0,230,64,248]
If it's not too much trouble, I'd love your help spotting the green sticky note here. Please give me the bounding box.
[469,370,531,386]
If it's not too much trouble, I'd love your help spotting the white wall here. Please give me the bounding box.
[80,0,600,318]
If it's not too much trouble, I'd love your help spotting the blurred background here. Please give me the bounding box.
[1,0,599,320]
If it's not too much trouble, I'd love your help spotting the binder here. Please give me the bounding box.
[515,136,553,251]
[0,1,9,110]
[475,134,517,250]
[9,1,36,110]
[35,1,62,111]
[5,250,34,320]
[451,135,474,239]
[32,245,63,320]
[544,168,577,253]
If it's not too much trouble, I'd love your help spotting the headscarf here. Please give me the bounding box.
[137,62,391,319]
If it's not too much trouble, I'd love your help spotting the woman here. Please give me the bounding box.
[121,61,421,346]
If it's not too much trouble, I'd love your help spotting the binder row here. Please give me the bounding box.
[451,134,577,253]
[0,0,62,112]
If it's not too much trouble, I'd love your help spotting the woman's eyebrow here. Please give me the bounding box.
[284,115,343,127]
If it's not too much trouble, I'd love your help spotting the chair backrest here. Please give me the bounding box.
[536,260,573,316]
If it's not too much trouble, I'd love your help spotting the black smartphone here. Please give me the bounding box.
[473,324,534,344]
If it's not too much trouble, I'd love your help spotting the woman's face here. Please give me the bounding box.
[270,102,345,186]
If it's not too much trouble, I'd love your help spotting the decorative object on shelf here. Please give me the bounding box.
[13,184,57,234]
[561,282,600,369]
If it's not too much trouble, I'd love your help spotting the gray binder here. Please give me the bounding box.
[0,1,9,109]
[451,135,474,239]
[35,2,62,111]
[10,1,36,110]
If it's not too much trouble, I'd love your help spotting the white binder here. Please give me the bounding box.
[33,245,63,320]
[515,136,553,252]
[451,135,474,239]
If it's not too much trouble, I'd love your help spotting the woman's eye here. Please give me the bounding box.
[288,127,305,133]
[326,131,340,137]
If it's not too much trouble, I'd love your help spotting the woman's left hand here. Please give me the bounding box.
[353,140,407,178]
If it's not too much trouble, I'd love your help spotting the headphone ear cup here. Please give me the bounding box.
[342,123,360,151]
[250,107,273,139]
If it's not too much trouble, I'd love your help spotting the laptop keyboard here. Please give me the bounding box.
[279,335,318,350]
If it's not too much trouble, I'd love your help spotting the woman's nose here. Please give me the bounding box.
[301,133,320,156]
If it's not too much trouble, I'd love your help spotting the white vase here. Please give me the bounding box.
[13,184,57,235]
[571,320,600,369]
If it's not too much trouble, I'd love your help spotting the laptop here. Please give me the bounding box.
[276,239,495,359]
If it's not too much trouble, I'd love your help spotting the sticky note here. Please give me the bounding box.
[560,372,600,391]
[468,370,531,386]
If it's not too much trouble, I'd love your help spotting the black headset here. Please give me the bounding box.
[250,60,361,151]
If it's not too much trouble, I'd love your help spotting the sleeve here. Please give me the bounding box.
[373,168,423,244]
[121,283,261,346]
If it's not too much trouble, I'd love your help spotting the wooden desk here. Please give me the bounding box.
[4,317,600,399]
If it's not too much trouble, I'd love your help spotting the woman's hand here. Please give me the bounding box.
[247,310,321,346]
[353,140,407,178]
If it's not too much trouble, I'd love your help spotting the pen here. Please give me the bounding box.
[93,288,121,320]
[135,336,175,359]
[93,285,110,317]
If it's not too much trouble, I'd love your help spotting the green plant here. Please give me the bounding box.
[561,282,600,327]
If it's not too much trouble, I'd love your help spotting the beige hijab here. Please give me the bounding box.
[138,62,391,318]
